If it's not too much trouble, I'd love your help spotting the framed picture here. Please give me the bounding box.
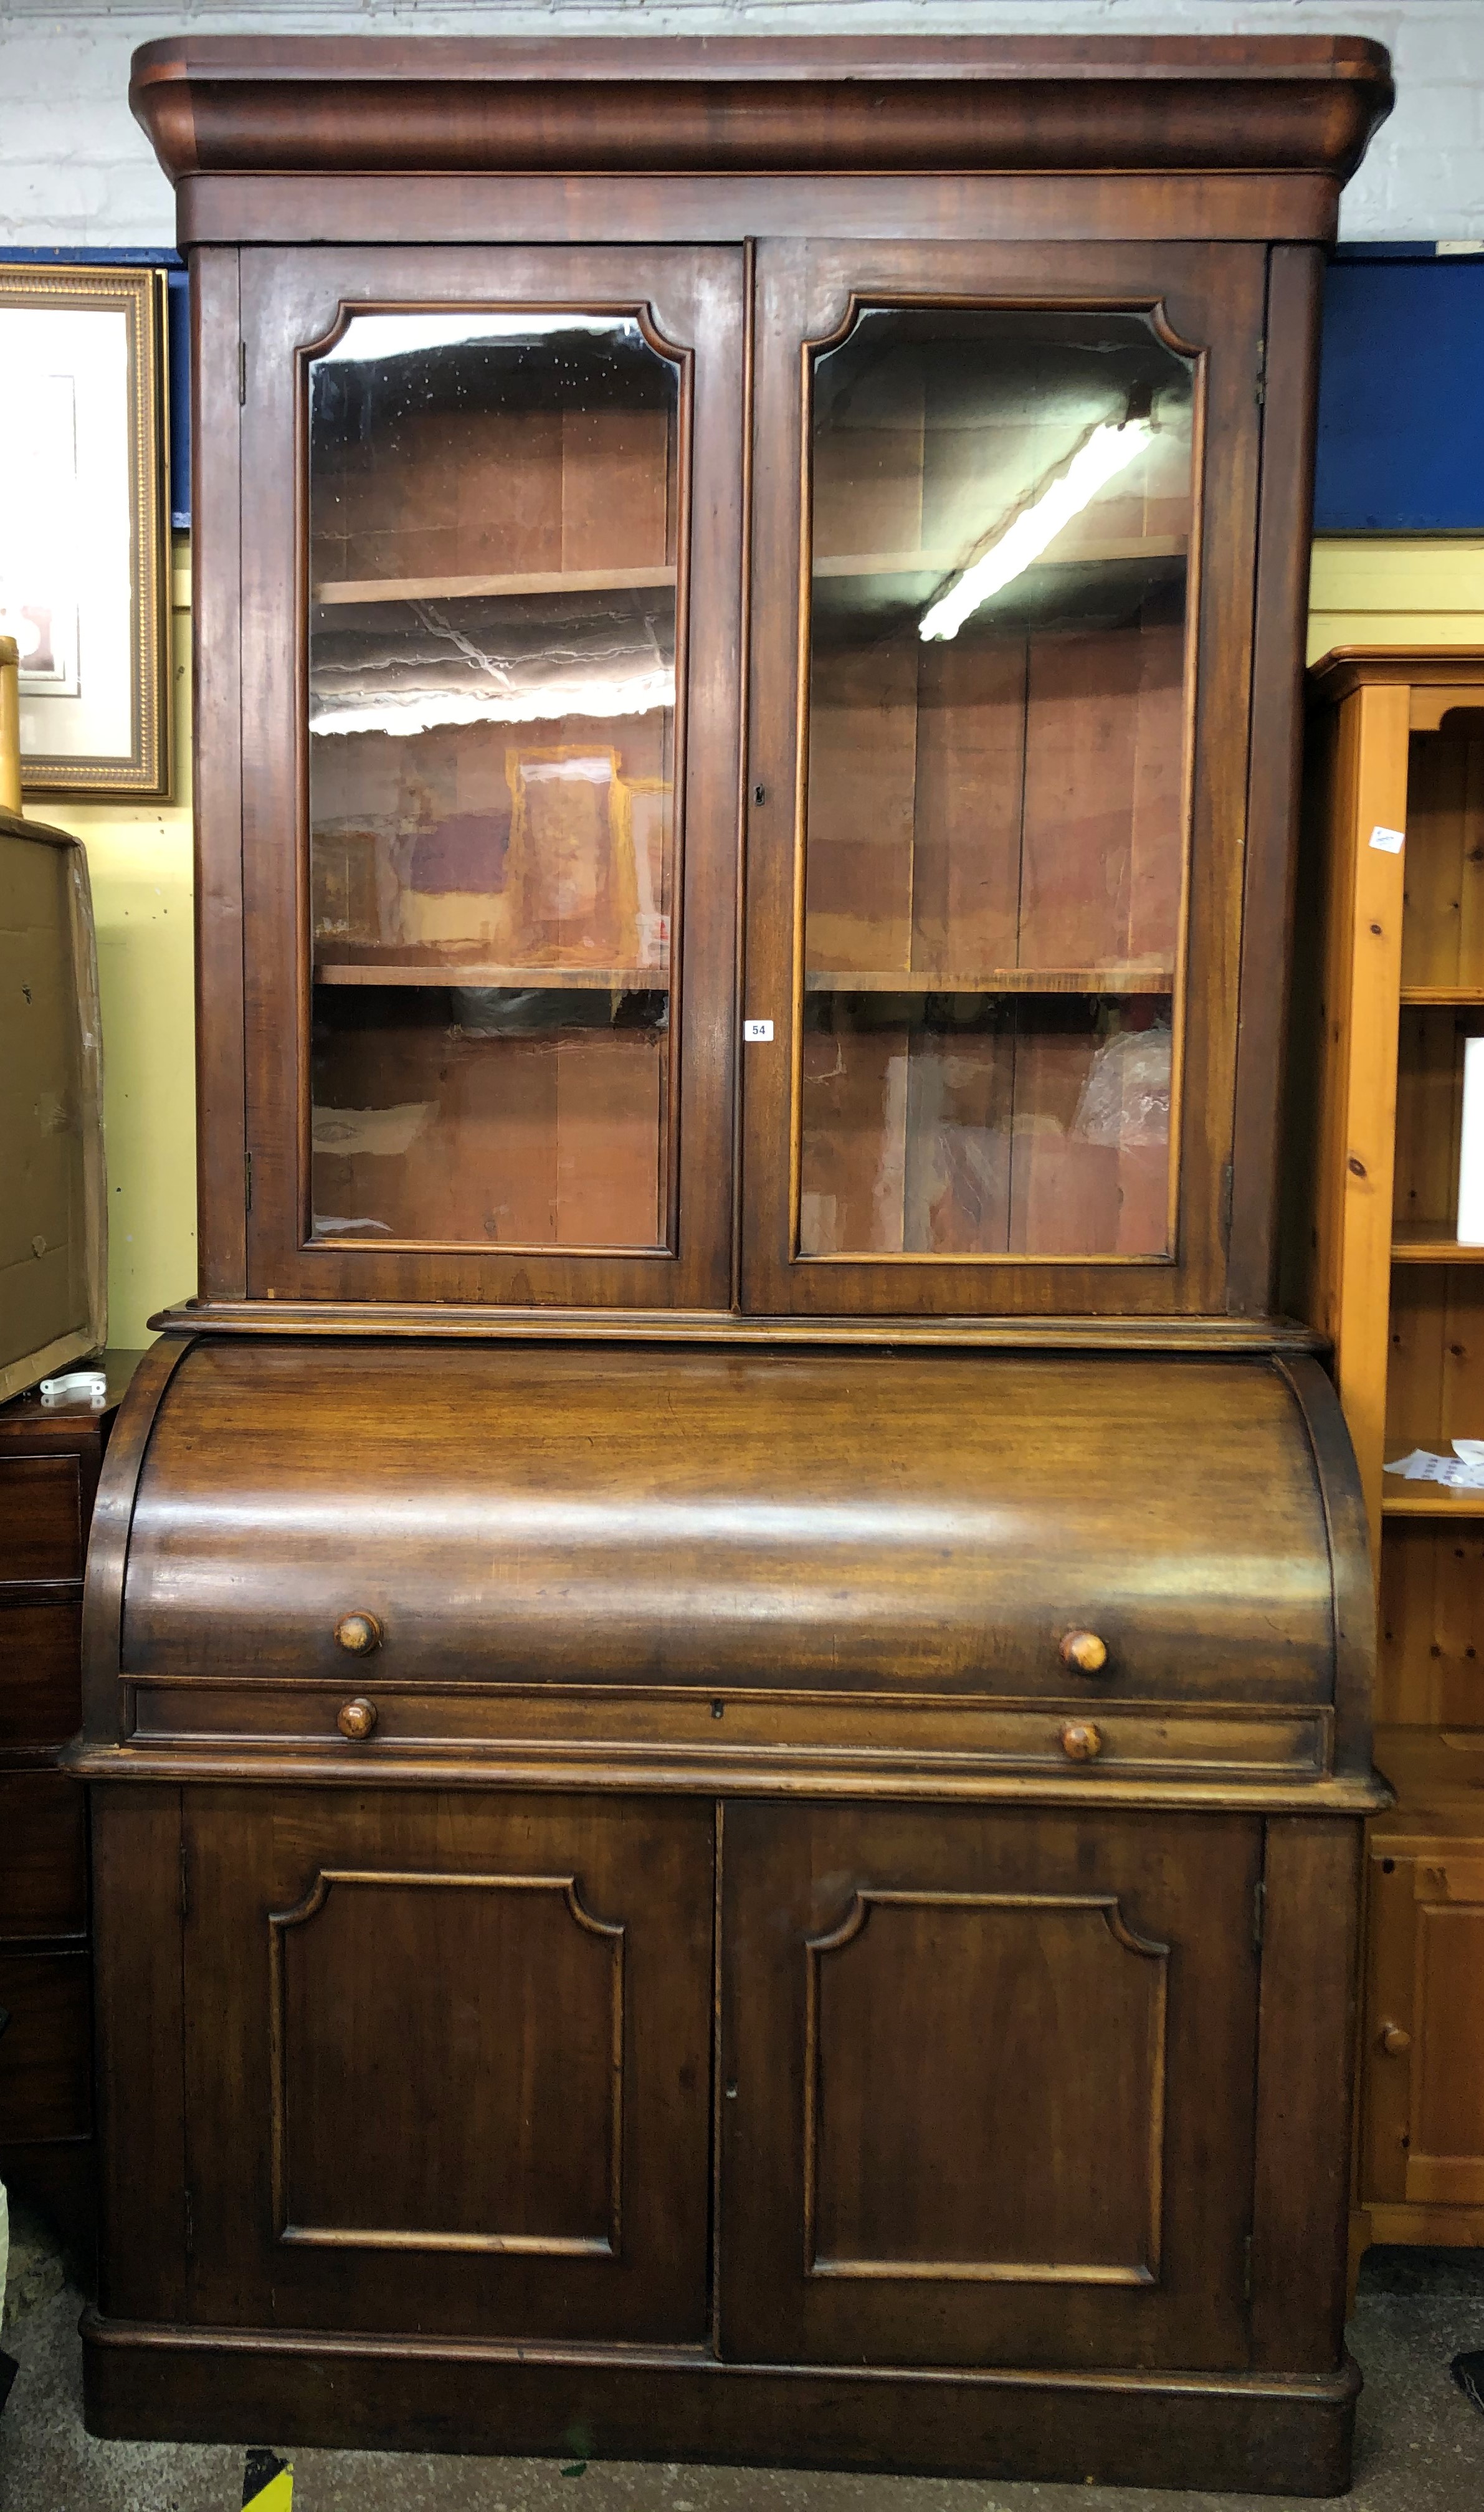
[0,264,171,799]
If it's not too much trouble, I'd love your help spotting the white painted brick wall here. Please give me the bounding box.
[1,0,1482,245]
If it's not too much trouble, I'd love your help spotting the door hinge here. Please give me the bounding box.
[1255,336,1267,406]
[1220,1160,1234,1251]
[1242,2232,1253,2301]
[1252,1876,1267,1954]
[244,1149,253,1214]
[179,1832,190,1921]
[239,340,248,405]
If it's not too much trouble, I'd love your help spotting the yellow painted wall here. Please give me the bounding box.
[21,533,1484,1347]
[1308,536,1484,664]
[31,538,196,1348]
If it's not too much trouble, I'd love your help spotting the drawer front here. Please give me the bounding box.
[0,1771,87,1939]
[132,1682,1329,1782]
[0,1601,83,1746]
[0,1454,82,1582]
[0,1948,90,2141]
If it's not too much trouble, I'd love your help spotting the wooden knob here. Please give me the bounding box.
[337,1696,378,1741]
[1379,2022,1411,2056]
[1059,1630,1108,1676]
[335,1611,382,1657]
[1059,1720,1103,1763]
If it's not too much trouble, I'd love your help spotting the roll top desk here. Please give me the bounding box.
[77,33,1391,2492]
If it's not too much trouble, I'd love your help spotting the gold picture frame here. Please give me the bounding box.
[0,264,171,799]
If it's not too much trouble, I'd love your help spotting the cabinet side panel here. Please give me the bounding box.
[90,1784,187,2321]
[1230,244,1322,1317]
[192,247,245,1300]
[1249,1816,1362,2373]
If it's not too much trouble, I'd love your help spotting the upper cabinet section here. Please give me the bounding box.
[134,36,1393,1329]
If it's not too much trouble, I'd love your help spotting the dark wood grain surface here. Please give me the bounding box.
[130,34,1391,183]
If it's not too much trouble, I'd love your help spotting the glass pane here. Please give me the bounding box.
[307,312,679,1248]
[800,307,1193,1260]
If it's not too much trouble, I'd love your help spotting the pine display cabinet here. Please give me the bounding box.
[76,34,1392,2493]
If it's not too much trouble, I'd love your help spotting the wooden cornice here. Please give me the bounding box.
[130,34,1393,186]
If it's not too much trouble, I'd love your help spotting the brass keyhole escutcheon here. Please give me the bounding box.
[1059,1720,1103,1763]
[335,1610,383,1657]
[337,1696,378,1742]
[1059,1630,1108,1676]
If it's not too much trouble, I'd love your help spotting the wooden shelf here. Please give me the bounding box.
[1400,987,1484,1006]
[1391,1224,1484,1263]
[805,966,1175,997]
[813,536,1187,583]
[313,564,677,608]
[1382,1480,1484,1519]
[315,962,670,991]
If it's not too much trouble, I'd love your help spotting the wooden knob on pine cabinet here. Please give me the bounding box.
[337,1696,378,1741]
[1059,1630,1108,1676]
[335,1611,382,1657]
[1059,1720,1103,1763]
[1379,2023,1411,2056]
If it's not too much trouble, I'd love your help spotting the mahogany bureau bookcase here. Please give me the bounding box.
[78,33,1392,2493]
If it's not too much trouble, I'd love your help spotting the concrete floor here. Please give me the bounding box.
[2,2214,1482,2511]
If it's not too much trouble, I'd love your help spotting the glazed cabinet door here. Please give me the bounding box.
[718,1801,1262,2369]
[178,1789,714,2343]
[234,245,744,1308]
[741,239,1266,1316]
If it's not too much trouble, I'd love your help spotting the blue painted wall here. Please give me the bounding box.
[1315,250,1484,533]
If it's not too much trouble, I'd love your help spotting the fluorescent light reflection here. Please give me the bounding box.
[920,419,1154,643]
[310,669,675,738]
[319,313,635,366]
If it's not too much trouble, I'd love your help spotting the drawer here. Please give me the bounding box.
[0,1771,87,1939]
[0,1948,90,2141]
[0,1454,82,1582]
[132,1682,1331,1782]
[0,1601,83,1746]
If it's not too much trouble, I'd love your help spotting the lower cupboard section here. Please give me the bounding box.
[87,1785,1363,2480]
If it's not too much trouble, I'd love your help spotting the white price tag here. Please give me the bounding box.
[743,1018,774,1043]
[1369,824,1405,854]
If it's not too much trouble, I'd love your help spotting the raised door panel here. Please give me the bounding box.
[237,243,744,1310]
[741,237,1266,1316]
[1404,1855,1484,2208]
[720,1802,1261,2369]
[181,1789,712,2342]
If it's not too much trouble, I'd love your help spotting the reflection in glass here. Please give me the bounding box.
[801,308,1193,1260]
[307,312,679,1247]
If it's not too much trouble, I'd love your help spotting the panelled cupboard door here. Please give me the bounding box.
[741,239,1265,1316]
[237,245,744,1308]
[1363,1845,1484,2210]
[718,1801,1262,2370]
[179,1789,713,2343]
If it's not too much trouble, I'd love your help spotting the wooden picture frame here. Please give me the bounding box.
[0,263,171,799]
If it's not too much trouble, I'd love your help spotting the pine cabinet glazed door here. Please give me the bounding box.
[237,244,744,1310]
[179,1789,714,2341]
[719,1802,1262,2369]
[741,239,1265,1318]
